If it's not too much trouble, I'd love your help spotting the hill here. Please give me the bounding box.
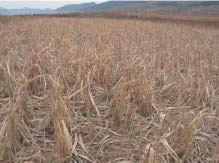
[0,7,8,15]
[1,1,219,15]
[81,1,219,13]
[0,7,52,15]
[56,2,96,13]
[83,1,146,12]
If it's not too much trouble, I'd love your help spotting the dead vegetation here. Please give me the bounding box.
[36,12,219,29]
[0,16,219,163]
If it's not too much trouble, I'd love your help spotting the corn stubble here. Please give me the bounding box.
[0,16,219,162]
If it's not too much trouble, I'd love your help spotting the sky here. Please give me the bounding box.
[0,1,105,9]
[0,0,214,9]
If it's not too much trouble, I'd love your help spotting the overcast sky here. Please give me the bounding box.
[0,1,105,9]
[0,0,214,9]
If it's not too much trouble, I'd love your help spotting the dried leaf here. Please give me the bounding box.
[61,120,72,152]
[160,139,180,161]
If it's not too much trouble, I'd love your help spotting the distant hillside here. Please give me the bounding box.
[0,7,52,15]
[83,1,146,12]
[0,7,8,15]
[1,1,219,15]
[56,2,96,13]
[78,1,219,15]
[188,1,219,7]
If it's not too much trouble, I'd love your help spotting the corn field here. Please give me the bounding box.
[0,16,219,163]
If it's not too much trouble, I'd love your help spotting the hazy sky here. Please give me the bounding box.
[0,0,214,9]
[0,1,105,9]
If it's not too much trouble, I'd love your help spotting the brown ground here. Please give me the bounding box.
[0,15,219,163]
[31,12,219,29]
